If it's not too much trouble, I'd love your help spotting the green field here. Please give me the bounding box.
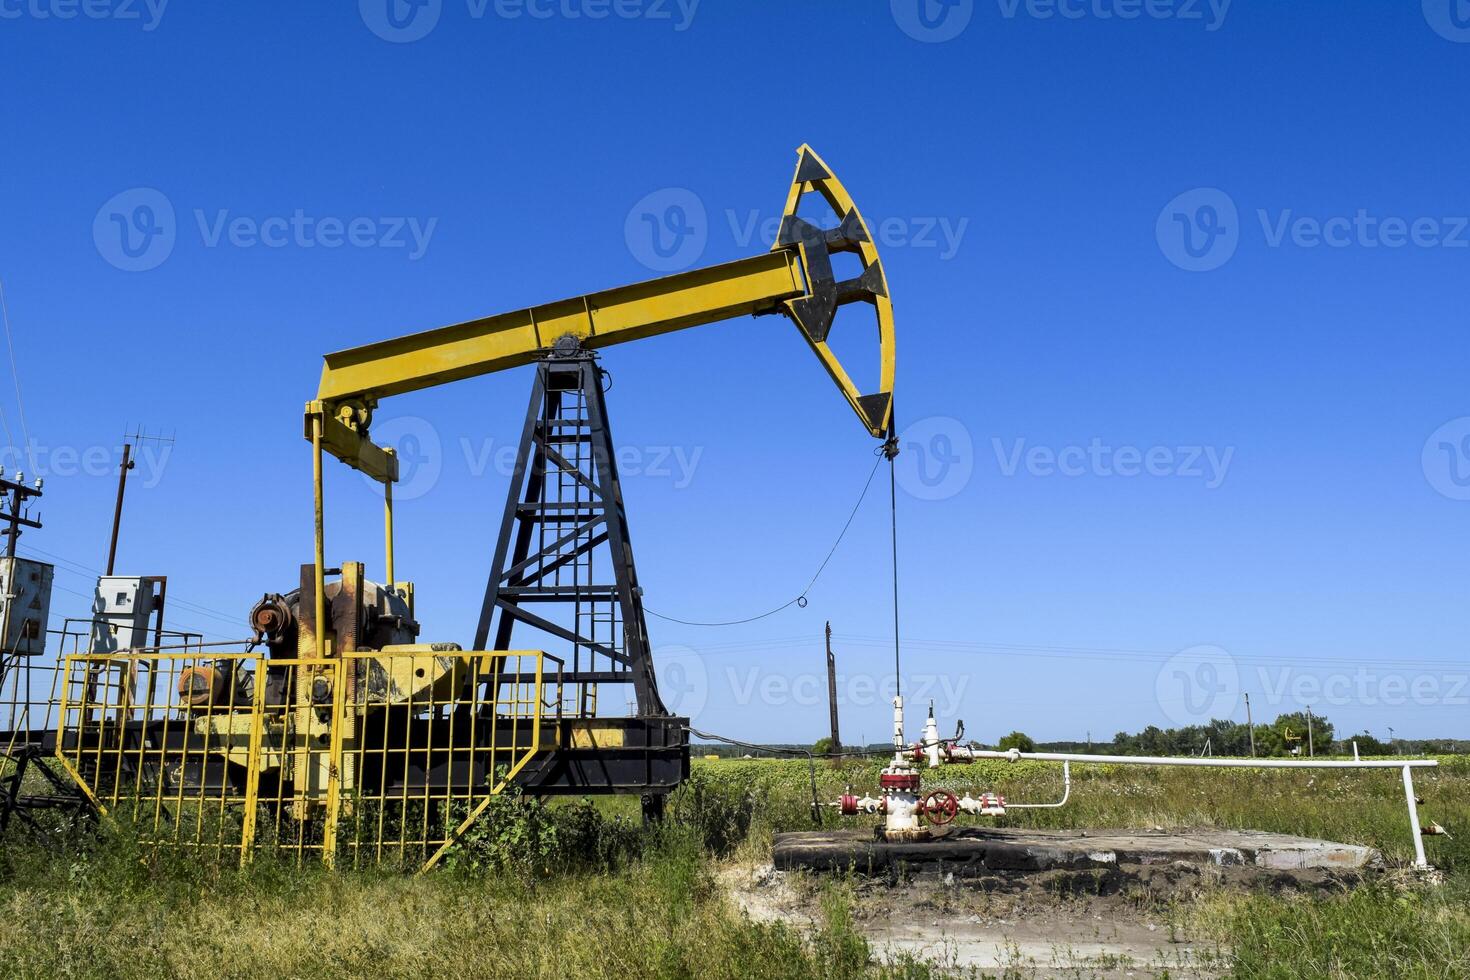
[0,755,1466,978]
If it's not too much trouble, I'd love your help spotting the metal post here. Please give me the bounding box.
[1402,764,1428,869]
[106,443,134,575]
[1245,692,1255,758]
[322,656,346,869]
[239,659,268,866]
[383,450,396,589]
[1306,707,1315,758]
[825,621,840,751]
[311,417,326,660]
[150,577,168,648]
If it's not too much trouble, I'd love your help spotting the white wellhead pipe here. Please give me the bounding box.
[1005,760,1071,809]
[975,749,1436,770]
[975,749,1438,869]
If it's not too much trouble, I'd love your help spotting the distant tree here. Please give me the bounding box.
[1339,731,1389,755]
[1253,723,1286,756]
[1105,713,1352,759]
[812,737,836,757]
[1137,725,1170,755]
[997,731,1036,753]
[1204,718,1253,756]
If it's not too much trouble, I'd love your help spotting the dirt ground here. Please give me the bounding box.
[720,860,1351,978]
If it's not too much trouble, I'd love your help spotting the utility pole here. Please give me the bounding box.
[1306,706,1315,758]
[0,467,42,558]
[824,621,841,752]
[106,428,174,575]
[1244,692,1256,758]
[106,442,134,575]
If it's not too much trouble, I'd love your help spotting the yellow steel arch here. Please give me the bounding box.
[774,143,896,438]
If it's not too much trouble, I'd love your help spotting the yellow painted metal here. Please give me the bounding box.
[238,663,267,865]
[53,647,549,870]
[566,720,628,749]
[321,657,345,867]
[363,643,471,704]
[304,399,400,485]
[383,447,396,586]
[306,145,897,486]
[317,250,803,405]
[310,414,327,659]
[776,143,897,437]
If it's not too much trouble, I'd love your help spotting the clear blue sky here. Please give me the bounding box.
[1,1,1467,745]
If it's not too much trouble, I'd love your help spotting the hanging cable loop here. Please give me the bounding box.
[644,452,884,627]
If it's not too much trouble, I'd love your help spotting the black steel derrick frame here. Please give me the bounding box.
[473,351,688,810]
[475,352,665,717]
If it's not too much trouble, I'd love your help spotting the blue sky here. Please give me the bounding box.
[1,1,1467,744]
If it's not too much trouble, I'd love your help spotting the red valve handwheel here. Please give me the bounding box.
[922,789,959,825]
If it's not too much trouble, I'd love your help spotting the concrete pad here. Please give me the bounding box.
[773,826,1381,878]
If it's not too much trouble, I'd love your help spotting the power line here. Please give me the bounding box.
[18,543,245,633]
[662,630,1469,674]
[0,276,35,472]
[42,579,238,642]
[0,281,17,454]
[827,634,1470,672]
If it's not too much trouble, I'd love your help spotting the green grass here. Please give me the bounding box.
[0,755,1466,978]
[0,822,939,979]
[1191,879,1470,979]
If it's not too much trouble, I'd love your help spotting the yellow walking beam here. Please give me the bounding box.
[307,145,895,486]
[318,250,803,404]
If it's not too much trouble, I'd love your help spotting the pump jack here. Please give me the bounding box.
[300,145,894,802]
[33,146,895,862]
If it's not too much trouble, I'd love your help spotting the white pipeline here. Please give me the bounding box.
[1004,760,1071,810]
[973,749,1438,771]
[979,748,1438,869]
